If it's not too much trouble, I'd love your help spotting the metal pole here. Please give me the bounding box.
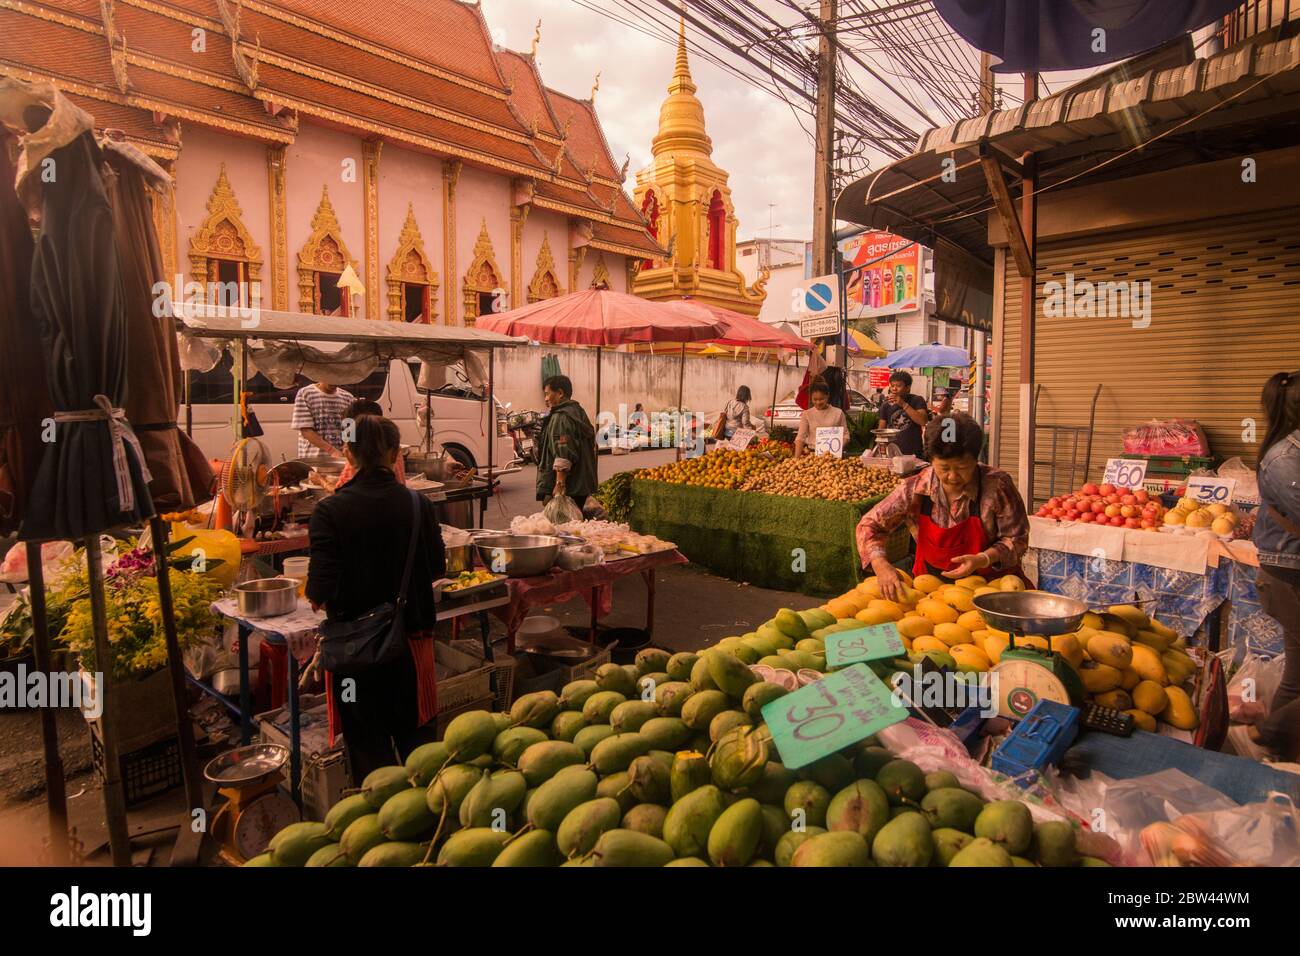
[85,534,132,866]
[675,343,686,462]
[594,346,603,422]
[149,517,204,812]
[25,544,68,864]
[811,0,837,277]
[487,348,495,475]
[770,352,782,429]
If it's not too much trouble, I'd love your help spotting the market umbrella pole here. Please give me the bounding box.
[594,346,603,424]
[770,354,782,432]
[24,544,68,864]
[675,343,686,462]
[85,534,132,866]
[149,517,204,812]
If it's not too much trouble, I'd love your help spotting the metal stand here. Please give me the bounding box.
[1031,383,1102,507]
[25,545,69,864]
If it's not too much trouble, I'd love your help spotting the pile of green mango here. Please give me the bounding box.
[247,610,1107,868]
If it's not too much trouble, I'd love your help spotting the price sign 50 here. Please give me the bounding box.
[1187,475,1236,503]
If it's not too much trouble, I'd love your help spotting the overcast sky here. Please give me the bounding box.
[482,0,815,242]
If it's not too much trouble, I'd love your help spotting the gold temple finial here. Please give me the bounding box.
[650,8,711,158]
[591,70,601,102]
[673,12,692,91]
[531,19,541,56]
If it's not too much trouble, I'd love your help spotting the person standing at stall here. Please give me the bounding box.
[1231,370,1300,762]
[307,414,445,780]
[536,374,598,509]
[878,371,931,458]
[794,380,847,457]
[292,379,354,458]
[723,386,756,439]
[856,413,1029,601]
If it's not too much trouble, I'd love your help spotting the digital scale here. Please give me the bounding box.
[204,743,300,865]
[972,591,1088,720]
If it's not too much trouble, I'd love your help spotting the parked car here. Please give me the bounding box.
[763,388,872,432]
[182,354,514,470]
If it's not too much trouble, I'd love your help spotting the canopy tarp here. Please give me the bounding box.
[474,289,725,346]
[175,304,526,389]
[694,303,815,351]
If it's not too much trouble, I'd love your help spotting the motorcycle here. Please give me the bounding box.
[507,408,544,464]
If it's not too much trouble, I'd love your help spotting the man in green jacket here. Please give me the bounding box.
[536,375,599,508]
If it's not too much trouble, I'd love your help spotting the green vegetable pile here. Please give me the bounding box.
[596,470,635,523]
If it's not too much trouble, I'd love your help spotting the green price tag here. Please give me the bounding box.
[824,623,906,668]
[760,664,909,770]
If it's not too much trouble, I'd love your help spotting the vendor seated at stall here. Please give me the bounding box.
[856,412,1029,601]
[794,380,847,457]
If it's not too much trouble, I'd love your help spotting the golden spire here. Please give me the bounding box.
[651,14,712,158]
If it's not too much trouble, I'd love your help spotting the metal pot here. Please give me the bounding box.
[445,544,474,576]
[234,577,298,617]
[472,534,561,577]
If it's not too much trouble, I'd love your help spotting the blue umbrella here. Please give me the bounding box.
[880,342,970,369]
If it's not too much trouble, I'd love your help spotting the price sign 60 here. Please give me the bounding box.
[1102,458,1148,490]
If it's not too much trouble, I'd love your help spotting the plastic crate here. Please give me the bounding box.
[562,641,614,684]
[449,638,516,710]
[300,750,350,823]
[88,722,183,808]
[435,693,495,735]
[434,642,494,712]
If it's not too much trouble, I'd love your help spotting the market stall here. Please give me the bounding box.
[626,447,908,596]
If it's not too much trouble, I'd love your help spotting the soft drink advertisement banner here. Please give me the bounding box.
[841,231,921,319]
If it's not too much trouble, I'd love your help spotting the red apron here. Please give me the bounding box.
[912,470,1027,583]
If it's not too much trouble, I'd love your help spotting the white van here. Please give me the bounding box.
[182,355,515,470]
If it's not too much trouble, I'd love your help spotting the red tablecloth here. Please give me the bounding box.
[492,549,687,638]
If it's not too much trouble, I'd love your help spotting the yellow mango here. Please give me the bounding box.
[856,578,882,597]
[1132,680,1169,716]
[917,598,959,625]
[868,599,905,618]
[1147,617,1178,640]
[912,636,949,654]
[825,598,858,620]
[950,644,991,673]
[970,629,989,652]
[913,574,944,594]
[973,586,999,597]
[957,609,986,633]
[1120,668,1141,691]
[1050,634,1083,669]
[1128,643,1168,685]
[1161,650,1197,685]
[855,607,897,626]
[1081,612,1106,631]
[896,617,935,640]
[897,587,925,607]
[984,633,1010,664]
[939,586,977,613]
[901,636,913,652]
[1133,629,1172,652]
[1101,613,1137,639]
[1096,689,1133,711]
[1160,686,1199,730]
[956,576,987,591]
[1079,661,1123,694]
[895,569,914,587]
[997,576,1026,592]
[1107,604,1151,632]
[933,623,974,647]
[1086,632,1133,670]
[1014,635,1050,652]
[1127,709,1157,733]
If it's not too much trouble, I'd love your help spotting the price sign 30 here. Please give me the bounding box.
[761,664,908,769]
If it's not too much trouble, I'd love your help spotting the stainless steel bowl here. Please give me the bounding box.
[300,454,346,477]
[234,577,298,617]
[204,743,289,786]
[445,544,474,576]
[472,534,562,577]
[972,590,1089,636]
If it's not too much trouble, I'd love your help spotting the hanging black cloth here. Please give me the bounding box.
[932,0,1241,74]
[821,365,849,414]
[13,90,153,540]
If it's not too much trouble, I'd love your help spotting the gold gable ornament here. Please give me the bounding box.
[387,204,439,322]
[298,185,359,314]
[189,163,263,299]
[463,219,504,327]
[527,233,563,303]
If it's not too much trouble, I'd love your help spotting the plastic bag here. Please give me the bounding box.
[543,491,583,526]
[1218,647,1285,724]
[0,540,73,578]
[1142,793,1300,867]
[1217,456,1260,504]
[1099,768,1240,864]
[1121,419,1209,456]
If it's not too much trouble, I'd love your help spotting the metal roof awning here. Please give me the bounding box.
[838,31,1300,265]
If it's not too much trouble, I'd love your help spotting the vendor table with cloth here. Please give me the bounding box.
[493,549,686,652]
[630,479,898,596]
[1026,517,1284,656]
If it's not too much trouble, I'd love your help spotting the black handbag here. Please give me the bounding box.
[317,489,423,676]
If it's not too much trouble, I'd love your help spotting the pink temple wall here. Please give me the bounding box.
[521,207,568,295]
[173,126,270,296]
[376,142,444,319]
[285,124,365,315]
[455,163,512,314]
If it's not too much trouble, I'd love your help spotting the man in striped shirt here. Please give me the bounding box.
[292,381,355,458]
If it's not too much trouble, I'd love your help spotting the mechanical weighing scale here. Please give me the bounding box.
[971,591,1089,720]
[204,743,300,865]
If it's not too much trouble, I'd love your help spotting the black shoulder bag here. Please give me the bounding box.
[317,489,423,676]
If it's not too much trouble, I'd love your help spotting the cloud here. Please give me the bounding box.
[482,0,815,240]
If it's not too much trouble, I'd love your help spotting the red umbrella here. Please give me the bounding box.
[694,303,813,351]
[477,290,725,434]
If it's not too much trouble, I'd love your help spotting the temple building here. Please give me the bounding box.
[0,0,661,323]
[632,19,767,317]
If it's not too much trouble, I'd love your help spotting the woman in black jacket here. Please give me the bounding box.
[307,414,445,780]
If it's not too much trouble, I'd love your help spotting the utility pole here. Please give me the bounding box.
[978,51,996,113]
[811,0,837,278]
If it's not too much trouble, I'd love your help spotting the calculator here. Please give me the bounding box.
[1080,702,1135,737]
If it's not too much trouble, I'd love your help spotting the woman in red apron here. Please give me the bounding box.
[856,413,1031,601]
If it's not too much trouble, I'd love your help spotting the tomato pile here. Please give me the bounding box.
[1034,482,1166,531]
